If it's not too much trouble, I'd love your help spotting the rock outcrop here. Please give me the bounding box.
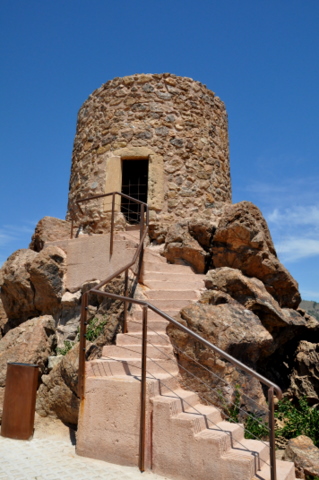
[211,202,301,309]
[29,216,71,252]
[36,343,80,425]
[0,315,56,420]
[283,435,319,479]
[289,341,319,404]
[0,249,38,321]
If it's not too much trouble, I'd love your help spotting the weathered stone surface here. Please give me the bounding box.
[0,249,38,320]
[283,435,319,479]
[56,291,81,349]
[29,216,71,252]
[28,246,66,315]
[36,343,80,425]
[289,341,319,403]
[0,300,7,339]
[167,302,272,414]
[68,74,231,228]
[0,315,56,419]
[211,202,301,308]
[164,223,209,273]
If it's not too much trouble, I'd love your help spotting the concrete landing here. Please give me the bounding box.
[0,417,169,480]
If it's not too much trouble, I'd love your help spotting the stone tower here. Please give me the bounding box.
[68,73,231,232]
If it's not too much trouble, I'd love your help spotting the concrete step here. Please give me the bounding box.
[235,438,270,468]
[142,262,194,274]
[102,344,174,360]
[143,280,205,290]
[144,289,199,300]
[145,298,194,311]
[252,459,295,480]
[143,250,167,264]
[86,358,179,378]
[129,309,178,321]
[116,332,171,346]
[185,403,223,426]
[126,319,169,333]
[152,389,201,413]
[142,272,206,282]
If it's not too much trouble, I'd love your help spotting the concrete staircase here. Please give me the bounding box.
[76,232,296,480]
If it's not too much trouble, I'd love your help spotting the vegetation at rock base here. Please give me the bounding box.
[56,340,74,356]
[85,317,107,342]
[275,397,319,448]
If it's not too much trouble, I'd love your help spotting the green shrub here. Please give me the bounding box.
[56,340,74,356]
[275,397,319,447]
[86,317,107,342]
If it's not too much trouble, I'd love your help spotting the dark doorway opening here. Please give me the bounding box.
[121,159,149,224]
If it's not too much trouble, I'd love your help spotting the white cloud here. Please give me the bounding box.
[275,237,319,263]
[268,205,319,227]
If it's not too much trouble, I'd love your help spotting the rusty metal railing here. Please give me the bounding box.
[81,290,281,479]
[76,192,281,480]
[76,192,149,398]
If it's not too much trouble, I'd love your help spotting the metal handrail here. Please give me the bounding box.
[76,191,149,398]
[76,192,280,480]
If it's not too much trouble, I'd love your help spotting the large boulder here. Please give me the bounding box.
[283,435,319,479]
[211,202,301,308]
[167,302,273,415]
[28,246,66,315]
[0,315,56,420]
[164,222,209,273]
[0,246,66,323]
[0,249,38,321]
[29,216,71,252]
[289,341,319,404]
[36,343,80,425]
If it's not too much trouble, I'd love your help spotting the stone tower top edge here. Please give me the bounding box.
[68,72,231,232]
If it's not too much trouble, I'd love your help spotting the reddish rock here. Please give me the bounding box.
[29,216,71,252]
[28,246,66,315]
[289,341,319,404]
[0,315,56,420]
[0,249,38,320]
[36,343,80,425]
[167,302,272,415]
[164,223,209,273]
[0,300,7,339]
[211,202,301,308]
[283,435,319,479]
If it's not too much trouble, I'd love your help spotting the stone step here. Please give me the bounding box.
[142,272,206,282]
[129,309,178,321]
[126,319,169,333]
[143,279,205,290]
[235,438,270,468]
[116,332,171,346]
[143,261,194,274]
[145,298,194,311]
[144,289,199,300]
[102,344,174,360]
[143,250,167,264]
[184,403,223,426]
[152,389,201,413]
[86,359,179,378]
[252,459,295,480]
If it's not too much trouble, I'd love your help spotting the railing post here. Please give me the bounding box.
[123,269,129,334]
[140,203,145,242]
[268,387,277,480]
[110,192,115,256]
[139,305,148,472]
[78,292,89,399]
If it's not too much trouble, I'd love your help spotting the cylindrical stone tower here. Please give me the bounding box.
[68,73,231,233]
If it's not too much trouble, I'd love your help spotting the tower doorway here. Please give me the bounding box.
[121,159,149,224]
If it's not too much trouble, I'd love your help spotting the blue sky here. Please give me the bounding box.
[1,1,319,301]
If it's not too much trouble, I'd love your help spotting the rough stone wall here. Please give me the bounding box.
[68,73,231,229]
